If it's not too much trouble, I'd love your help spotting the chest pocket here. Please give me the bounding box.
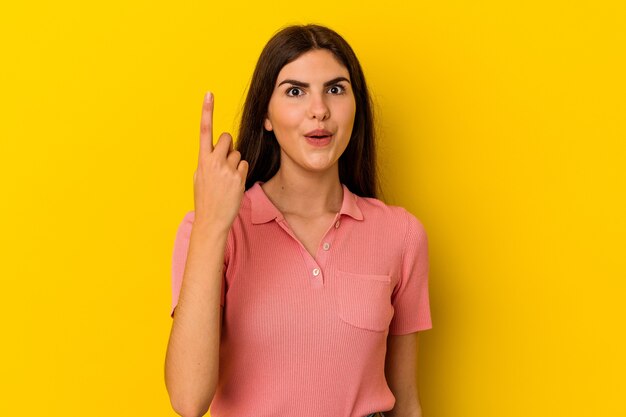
[336,270,394,332]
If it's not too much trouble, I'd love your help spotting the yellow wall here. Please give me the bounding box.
[1,1,624,416]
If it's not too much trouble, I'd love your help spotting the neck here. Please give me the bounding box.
[261,165,343,219]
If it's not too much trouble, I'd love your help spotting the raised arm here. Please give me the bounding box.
[164,92,248,417]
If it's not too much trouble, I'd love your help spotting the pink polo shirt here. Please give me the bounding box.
[170,180,432,417]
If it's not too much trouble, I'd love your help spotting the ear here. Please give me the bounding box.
[264,117,273,131]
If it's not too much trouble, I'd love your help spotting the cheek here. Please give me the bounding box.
[337,100,357,126]
[272,103,303,130]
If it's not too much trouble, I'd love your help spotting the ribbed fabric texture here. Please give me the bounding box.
[170,181,432,417]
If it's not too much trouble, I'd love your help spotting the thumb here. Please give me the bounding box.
[237,160,249,180]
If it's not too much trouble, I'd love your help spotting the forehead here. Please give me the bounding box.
[276,49,350,82]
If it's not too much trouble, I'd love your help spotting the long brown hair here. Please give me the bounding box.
[236,24,380,199]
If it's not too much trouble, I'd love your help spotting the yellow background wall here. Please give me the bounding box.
[1,1,624,416]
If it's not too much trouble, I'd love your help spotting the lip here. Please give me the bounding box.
[304,128,333,137]
[305,135,333,147]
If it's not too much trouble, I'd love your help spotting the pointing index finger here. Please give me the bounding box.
[199,91,214,156]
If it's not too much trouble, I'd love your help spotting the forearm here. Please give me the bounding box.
[164,224,228,416]
[384,394,423,417]
[384,404,423,417]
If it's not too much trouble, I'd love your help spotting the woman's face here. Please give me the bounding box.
[264,49,356,174]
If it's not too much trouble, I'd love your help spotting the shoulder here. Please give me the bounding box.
[357,196,426,235]
[182,210,195,224]
[174,210,195,237]
[175,209,237,249]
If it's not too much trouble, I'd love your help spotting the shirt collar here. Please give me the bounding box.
[249,180,364,225]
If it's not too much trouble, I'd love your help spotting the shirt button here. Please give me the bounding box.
[323,242,330,250]
[312,268,320,276]
[334,220,341,228]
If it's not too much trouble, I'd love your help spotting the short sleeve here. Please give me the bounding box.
[170,210,230,318]
[388,209,432,334]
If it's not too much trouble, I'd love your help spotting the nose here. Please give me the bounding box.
[307,91,330,121]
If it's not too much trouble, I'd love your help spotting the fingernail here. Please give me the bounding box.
[205,91,213,103]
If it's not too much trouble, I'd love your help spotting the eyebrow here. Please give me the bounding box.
[277,76,351,88]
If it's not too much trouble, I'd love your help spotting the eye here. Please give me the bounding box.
[328,84,346,94]
[286,87,303,97]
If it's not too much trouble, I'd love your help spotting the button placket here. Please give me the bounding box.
[311,214,341,284]
[274,218,322,287]
[276,214,342,288]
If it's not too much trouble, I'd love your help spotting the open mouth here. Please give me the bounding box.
[304,134,333,146]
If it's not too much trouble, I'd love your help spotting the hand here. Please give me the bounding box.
[193,92,249,233]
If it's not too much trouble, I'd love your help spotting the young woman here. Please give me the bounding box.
[165,24,432,417]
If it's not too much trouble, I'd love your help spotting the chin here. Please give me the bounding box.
[303,160,338,172]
